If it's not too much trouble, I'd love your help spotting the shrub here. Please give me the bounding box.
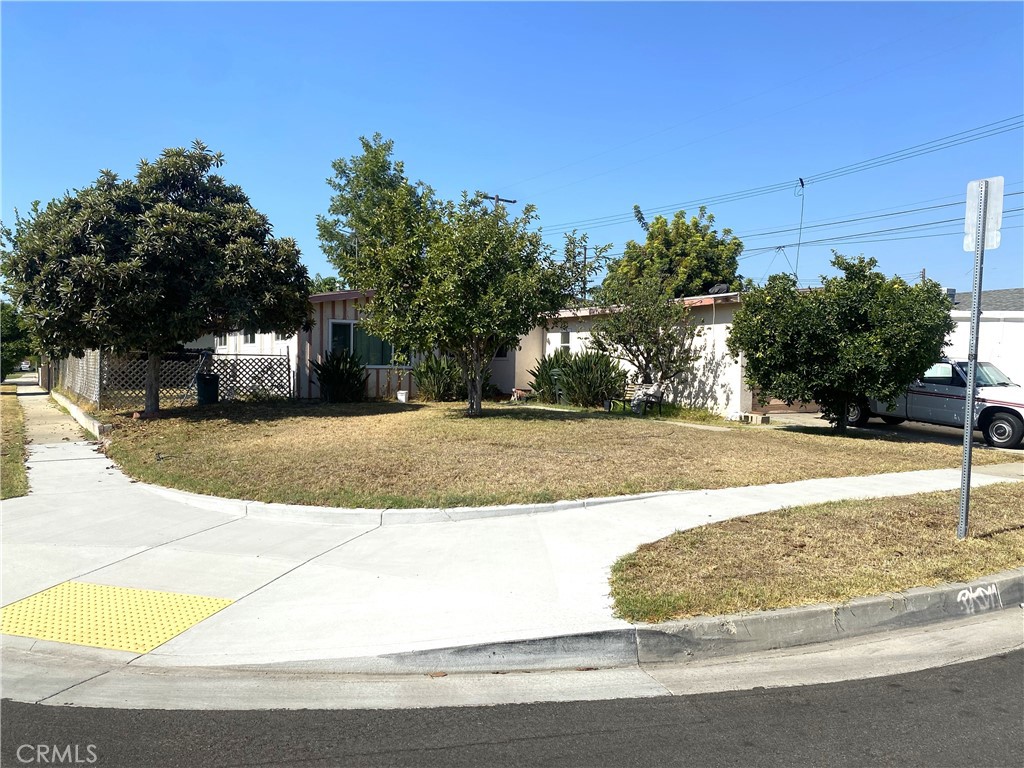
[312,349,368,403]
[560,351,627,408]
[528,348,572,404]
[413,354,498,402]
[412,355,463,402]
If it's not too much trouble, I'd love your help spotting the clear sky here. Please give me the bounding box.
[3,1,1023,293]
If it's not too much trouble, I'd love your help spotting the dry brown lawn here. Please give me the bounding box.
[610,482,1024,623]
[1,383,28,499]
[104,400,1019,509]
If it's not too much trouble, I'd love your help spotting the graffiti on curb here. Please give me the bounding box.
[956,584,1003,614]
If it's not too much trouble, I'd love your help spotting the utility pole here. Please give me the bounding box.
[485,194,517,210]
[920,268,926,284]
[582,245,588,304]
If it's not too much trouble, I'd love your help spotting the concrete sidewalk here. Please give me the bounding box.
[2,378,1022,705]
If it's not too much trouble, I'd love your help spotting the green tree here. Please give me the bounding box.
[308,273,342,294]
[604,206,744,299]
[1,141,310,414]
[1,301,32,380]
[589,272,701,388]
[726,253,955,433]
[318,134,577,416]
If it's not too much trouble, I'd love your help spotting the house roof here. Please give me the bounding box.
[553,290,742,319]
[310,289,374,303]
[953,288,1023,312]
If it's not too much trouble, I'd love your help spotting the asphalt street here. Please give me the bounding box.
[4,650,1022,768]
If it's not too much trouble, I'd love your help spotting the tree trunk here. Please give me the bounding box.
[833,398,848,435]
[466,346,483,417]
[144,352,161,415]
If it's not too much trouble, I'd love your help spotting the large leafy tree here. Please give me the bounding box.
[603,206,744,299]
[727,253,955,433]
[1,141,310,414]
[589,272,701,389]
[318,134,577,416]
[1,301,32,380]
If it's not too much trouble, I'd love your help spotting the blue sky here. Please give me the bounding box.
[3,1,1023,292]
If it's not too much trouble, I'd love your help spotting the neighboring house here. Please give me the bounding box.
[208,328,300,395]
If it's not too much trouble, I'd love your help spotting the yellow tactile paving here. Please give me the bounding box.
[0,581,233,654]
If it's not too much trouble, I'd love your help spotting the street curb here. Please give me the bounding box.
[637,567,1024,664]
[212,568,1024,674]
[134,480,680,524]
[49,389,112,439]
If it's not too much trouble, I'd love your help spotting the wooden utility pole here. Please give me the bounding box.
[486,194,517,210]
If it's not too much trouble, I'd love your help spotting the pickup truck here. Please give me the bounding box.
[847,359,1024,449]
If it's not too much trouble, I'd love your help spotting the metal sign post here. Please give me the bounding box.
[958,177,1003,540]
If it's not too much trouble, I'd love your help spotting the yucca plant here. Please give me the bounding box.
[311,348,368,403]
[412,354,463,402]
[528,348,573,404]
[559,350,627,408]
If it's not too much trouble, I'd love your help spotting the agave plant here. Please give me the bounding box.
[412,354,463,402]
[311,348,368,403]
[559,350,626,408]
[528,348,573,404]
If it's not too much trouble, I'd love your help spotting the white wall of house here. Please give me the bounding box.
[523,296,752,416]
[946,311,1024,384]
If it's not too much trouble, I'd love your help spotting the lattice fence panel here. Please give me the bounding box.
[98,353,291,411]
[54,351,101,405]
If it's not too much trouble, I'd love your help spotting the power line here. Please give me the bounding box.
[543,116,1023,232]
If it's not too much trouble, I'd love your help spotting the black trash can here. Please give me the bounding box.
[196,372,219,405]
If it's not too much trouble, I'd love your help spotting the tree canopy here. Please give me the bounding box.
[603,206,744,299]
[589,272,700,389]
[318,134,578,416]
[1,141,310,413]
[726,253,955,432]
[1,301,32,380]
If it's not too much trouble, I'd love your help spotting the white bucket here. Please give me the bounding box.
[397,390,409,403]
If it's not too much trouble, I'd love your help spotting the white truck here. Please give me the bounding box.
[847,359,1024,449]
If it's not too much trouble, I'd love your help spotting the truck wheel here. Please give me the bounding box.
[846,401,870,428]
[881,416,905,425]
[982,412,1024,449]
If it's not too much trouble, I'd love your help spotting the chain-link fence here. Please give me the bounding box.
[53,350,291,411]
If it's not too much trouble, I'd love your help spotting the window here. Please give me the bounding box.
[494,345,509,360]
[921,362,963,387]
[274,332,290,342]
[243,330,256,345]
[215,334,227,348]
[331,321,395,366]
[560,331,571,354]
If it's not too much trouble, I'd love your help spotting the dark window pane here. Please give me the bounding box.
[353,325,392,366]
[331,323,352,354]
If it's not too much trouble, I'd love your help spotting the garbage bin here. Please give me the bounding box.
[196,372,219,405]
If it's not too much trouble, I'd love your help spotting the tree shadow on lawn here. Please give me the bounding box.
[106,398,429,426]
[774,423,913,444]
[458,404,625,423]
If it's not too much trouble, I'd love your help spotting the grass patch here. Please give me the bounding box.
[102,399,1019,509]
[610,483,1024,623]
[1,383,29,499]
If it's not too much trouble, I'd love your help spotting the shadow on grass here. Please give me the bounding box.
[774,423,911,443]
[458,404,624,423]
[105,398,430,426]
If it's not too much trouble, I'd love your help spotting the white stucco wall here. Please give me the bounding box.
[529,300,751,416]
